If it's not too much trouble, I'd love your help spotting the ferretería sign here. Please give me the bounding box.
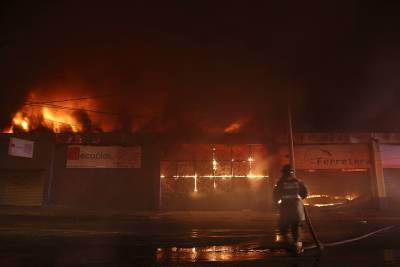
[279,144,371,170]
[66,145,141,168]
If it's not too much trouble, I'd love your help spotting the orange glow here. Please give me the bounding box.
[224,122,241,133]
[3,106,83,133]
[275,233,281,242]
[194,174,198,192]
[169,175,268,179]
[212,159,218,171]
[42,107,81,133]
[4,127,13,133]
[3,89,107,133]
[155,245,261,262]
[6,112,31,133]
[303,194,358,207]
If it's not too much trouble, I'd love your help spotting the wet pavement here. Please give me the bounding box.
[0,210,399,266]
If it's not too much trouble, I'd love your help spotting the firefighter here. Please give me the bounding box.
[273,164,309,254]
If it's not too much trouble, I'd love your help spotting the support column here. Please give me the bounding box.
[150,142,162,210]
[44,140,56,208]
[371,137,387,209]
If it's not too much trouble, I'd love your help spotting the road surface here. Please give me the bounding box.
[0,209,398,266]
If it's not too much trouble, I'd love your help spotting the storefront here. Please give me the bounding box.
[0,133,160,210]
[50,142,160,210]
[1,132,398,210]
[278,144,372,206]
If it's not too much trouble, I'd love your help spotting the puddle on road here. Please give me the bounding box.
[188,228,270,239]
[155,245,285,262]
[155,228,283,262]
[156,247,400,265]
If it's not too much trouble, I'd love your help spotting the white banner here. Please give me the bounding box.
[279,144,371,170]
[8,137,34,158]
[66,146,141,168]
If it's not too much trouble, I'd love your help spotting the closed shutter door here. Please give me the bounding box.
[0,170,44,206]
[383,169,400,199]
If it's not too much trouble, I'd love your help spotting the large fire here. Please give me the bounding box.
[1,87,129,134]
[4,89,250,134]
[4,112,31,133]
[4,107,83,134]
[41,107,81,133]
[3,89,104,133]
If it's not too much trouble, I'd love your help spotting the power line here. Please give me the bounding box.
[24,103,148,118]
[25,94,117,105]
[26,103,120,116]
[42,118,79,128]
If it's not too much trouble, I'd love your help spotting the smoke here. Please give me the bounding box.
[72,110,93,133]
[3,2,400,133]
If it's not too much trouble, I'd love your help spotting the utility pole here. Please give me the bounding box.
[287,98,323,251]
[288,104,296,174]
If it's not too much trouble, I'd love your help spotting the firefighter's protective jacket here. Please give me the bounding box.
[273,175,308,222]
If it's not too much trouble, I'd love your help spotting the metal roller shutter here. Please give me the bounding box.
[0,170,44,206]
[383,169,400,199]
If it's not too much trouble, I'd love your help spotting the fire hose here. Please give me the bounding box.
[303,206,324,251]
[285,100,395,253]
[303,206,395,252]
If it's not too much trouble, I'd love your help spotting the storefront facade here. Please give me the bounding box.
[1,132,400,210]
[0,133,161,210]
[277,144,372,205]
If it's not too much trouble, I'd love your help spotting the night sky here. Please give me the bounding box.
[2,1,400,134]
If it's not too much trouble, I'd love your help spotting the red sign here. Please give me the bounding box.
[67,147,80,160]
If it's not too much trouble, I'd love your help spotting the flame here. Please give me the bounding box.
[41,107,81,133]
[303,194,358,207]
[212,159,218,171]
[275,233,281,242]
[3,88,104,133]
[224,122,242,133]
[194,174,198,192]
[6,112,31,133]
[3,106,84,134]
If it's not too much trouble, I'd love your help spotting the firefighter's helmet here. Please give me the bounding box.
[281,164,294,175]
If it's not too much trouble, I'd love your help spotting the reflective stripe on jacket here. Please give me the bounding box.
[273,175,309,222]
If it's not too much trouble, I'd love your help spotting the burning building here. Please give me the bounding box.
[1,132,160,209]
[160,143,270,210]
[0,92,398,210]
[0,130,399,210]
